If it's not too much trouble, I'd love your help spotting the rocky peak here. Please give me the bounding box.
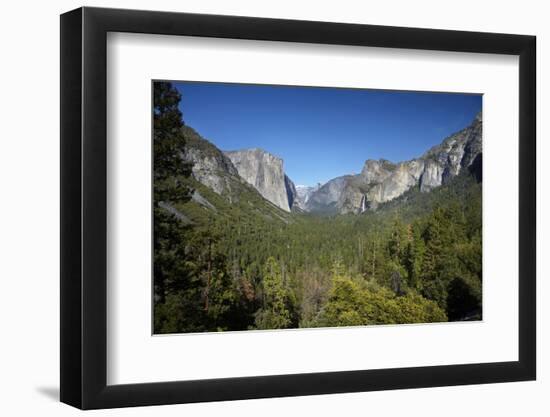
[293,184,320,210]
[307,111,482,214]
[225,148,294,212]
[179,111,481,216]
[180,126,241,195]
[305,175,354,214]
[360,159,396,184]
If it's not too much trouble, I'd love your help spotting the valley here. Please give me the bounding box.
[153,81,483,334]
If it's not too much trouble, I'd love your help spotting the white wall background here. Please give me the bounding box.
[0,0,546,415]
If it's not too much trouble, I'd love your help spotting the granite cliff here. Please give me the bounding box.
[305,111,482,214]
[180,125,241,196]
[225,148,295,212]
[293,184,320,211]
[180,111,481,215]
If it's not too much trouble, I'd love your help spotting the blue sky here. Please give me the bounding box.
[173,81,482,186]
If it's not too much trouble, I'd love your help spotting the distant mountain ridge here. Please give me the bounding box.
[305,111,482,214]
[293,184,320,211]
[181,111,482,215]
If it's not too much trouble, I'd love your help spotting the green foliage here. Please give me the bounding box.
[161,172,482,332]
[153,82,193,204]
[153,82,194,314]
[315,276,446,327]
[153,82,482,333]
[153,82,247,333]
[255,257,292,329]
[404,224,425,291]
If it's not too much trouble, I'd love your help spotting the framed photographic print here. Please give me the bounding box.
[60,6,536,409]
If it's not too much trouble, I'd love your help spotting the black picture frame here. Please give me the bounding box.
[60,6,536,410]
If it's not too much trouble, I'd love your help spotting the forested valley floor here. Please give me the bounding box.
[153,82,482,334]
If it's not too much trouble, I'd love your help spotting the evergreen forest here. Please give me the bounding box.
[153,82,482,334]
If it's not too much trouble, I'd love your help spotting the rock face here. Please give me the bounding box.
[178,127,295,219]
[306,176,353,214]
[305,111,482,214]
[293,184,320,210]
[225,148,294,212]
[419,160,442,192]
[180,111,481,215]
[180,126,242,195]
[284,175,297,210]
[420,110,482,189]
[179,128,296,212]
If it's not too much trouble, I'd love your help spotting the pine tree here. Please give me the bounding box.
[420,206,459,309]
[331,255,346,279]
[404,224,425,290]
[388,217,408,265]
[255,257,291,329]
[153,82,197,332]
[153,81,193,204]
[188,228,242,330]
